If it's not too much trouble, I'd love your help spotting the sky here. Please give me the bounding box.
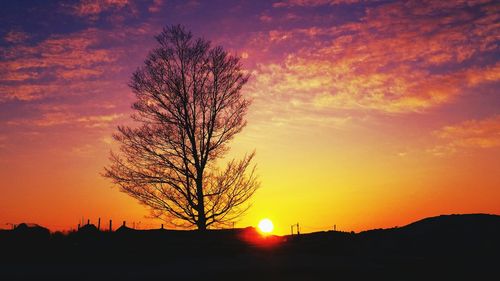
[0,0,499,235]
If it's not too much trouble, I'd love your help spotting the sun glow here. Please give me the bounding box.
[258,218,274,234]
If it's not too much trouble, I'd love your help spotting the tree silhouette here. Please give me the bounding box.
[104,25,259,230]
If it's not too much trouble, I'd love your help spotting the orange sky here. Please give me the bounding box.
[1,0,499,235]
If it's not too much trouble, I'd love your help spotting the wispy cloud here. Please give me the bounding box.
[430,115,500,156]
[69,0,131,17]
[148,0,164,13]
[0,29,117,101]
[246,0,499,116]
[436,115,500,148]
[0,23,156,103]
[77,113,124,128]
[273,0,363,8]
[0,136,7,149]
[4,31,30,44]
[7,111,124,128]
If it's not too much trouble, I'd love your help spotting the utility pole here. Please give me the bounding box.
[291,223,300,235]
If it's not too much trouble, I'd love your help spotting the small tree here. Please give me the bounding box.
[104,25,259,230]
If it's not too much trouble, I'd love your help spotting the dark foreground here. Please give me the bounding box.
[1,214,499,280]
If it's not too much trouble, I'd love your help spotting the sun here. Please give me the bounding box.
[258,218,274,234]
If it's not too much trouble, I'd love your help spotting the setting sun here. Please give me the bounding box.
[258,218,274,234]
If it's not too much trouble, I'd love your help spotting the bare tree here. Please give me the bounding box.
[104,25,259,230]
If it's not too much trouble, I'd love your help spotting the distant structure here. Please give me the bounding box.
[13,223,50,239]
[73,218,167,233]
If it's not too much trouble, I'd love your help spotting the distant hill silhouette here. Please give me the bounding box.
[357,213,500,252]
[362,213,500,235]
[1,213,498,280]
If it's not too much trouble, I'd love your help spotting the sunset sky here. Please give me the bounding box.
[1,0,499,235]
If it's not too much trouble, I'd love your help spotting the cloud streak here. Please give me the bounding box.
[431,115,500,155]
[273,0,363,8]
[4,31,30,44]
[6,111,124,129]
[69,0,132,18]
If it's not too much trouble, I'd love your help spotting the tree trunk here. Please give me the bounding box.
[197,217,207,231]
[196,178,207,231]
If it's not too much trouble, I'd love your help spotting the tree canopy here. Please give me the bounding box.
[104,25,259,230]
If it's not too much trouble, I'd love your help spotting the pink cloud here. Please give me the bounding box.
[76,113,124,128]
[4,31,30,44]
[148,0,164,13]
[7,111,125,129]
[0,84,59,102]
[259,14,273,23]
[273,0,363,8]
[60,0,140,25]
[71,0,130,17]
